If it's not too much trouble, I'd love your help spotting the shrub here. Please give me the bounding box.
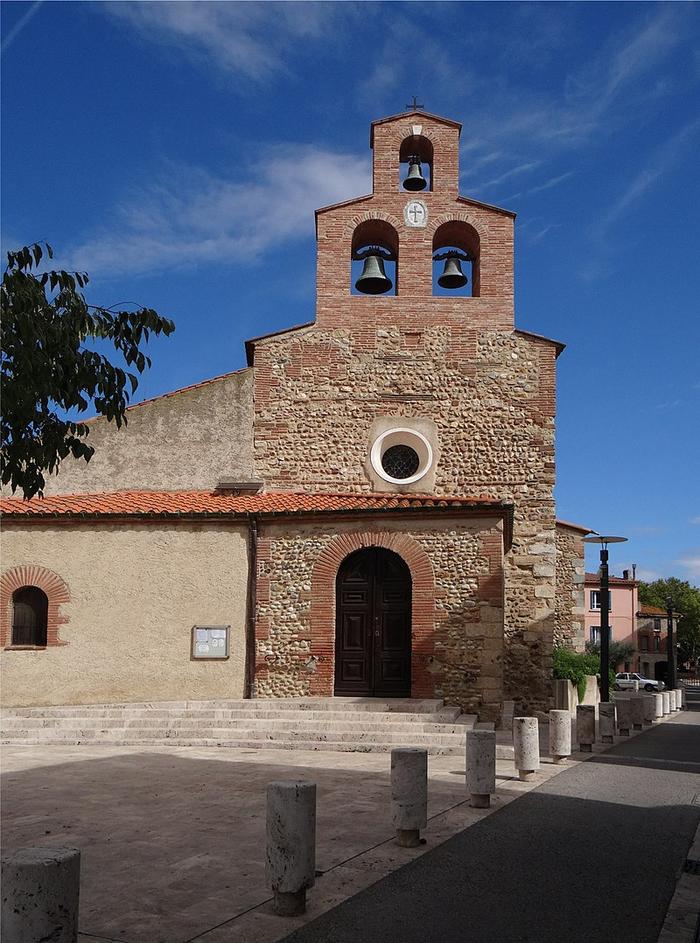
[552,647,604,703]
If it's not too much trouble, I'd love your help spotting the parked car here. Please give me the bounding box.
[614,672,663,692]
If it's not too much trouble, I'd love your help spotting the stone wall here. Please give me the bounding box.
[554,523,586,652]
[251,324,557,712]
[252,515,505,721]
[41,368,254,495]
[1,522,249,706]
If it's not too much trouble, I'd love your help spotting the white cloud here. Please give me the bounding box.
[678,555,700,580]
[690,517,700,525]
[598,117,700,231]
[65,147,371,277]
[104,1,353,81]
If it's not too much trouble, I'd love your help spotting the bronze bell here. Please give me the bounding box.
[355,254,392,294]
[437,255,468,290]
[403,156,427,192]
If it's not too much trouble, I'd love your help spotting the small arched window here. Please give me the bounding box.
[432,221,480,297]
[12,586,48,646]
[399,135,433,192]
[351,219,398,296]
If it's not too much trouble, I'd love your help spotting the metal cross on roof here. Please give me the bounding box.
[405,96,424,111]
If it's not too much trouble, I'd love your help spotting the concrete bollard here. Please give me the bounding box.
[630,696,645,730]
[576,705,596,752]
[266,781,316,915]
[548,710,572,763]
[599,702,617,743]
[653,693,664,719]
[513,716,540,781]
[615,698,632,736]
[672,689,681,711]
[633,679,640,692]
[391,748,428,847]
[1,846,80,943]
[465,730,496,808]
[662,691,671,715]
[642,696,656,725]
[681,686,686,709]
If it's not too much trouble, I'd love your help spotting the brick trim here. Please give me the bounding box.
[345,209,402,237]
[307,531,436,697]
[1,565,70,648]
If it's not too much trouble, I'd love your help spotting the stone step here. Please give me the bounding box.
[0,707,463,725]
[2,697,448,716]
[0,735,514,758]
[1,726,473,746]
[0,716,477,735]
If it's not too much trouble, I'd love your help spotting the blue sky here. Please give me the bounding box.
[2,1,699,585]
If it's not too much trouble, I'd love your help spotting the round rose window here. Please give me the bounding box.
[370,428,433,486]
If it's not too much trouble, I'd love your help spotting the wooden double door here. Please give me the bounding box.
[334,548,412,697]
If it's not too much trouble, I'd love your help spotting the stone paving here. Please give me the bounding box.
[2,741,571,943]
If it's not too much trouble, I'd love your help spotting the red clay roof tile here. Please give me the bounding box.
[1,490,507,520]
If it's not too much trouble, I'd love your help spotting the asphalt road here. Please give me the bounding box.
[284,690,700,943]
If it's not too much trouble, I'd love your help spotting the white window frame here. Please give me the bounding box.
[590,590,611,612]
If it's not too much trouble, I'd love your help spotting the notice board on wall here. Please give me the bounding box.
[191,625,230,660]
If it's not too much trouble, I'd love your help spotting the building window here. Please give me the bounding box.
[589,626,610,644]
[11,586,48,646]
[370,427,433,486]
[653,618,661,631]
[639,635,649,652]
[590,590,611,612]
[654,636,660,652]
[382,444,420,480]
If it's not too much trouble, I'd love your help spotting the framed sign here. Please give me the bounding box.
[191,625,230,660]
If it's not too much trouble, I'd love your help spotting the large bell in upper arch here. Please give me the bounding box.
[355,254,393,295]
[437,255,468,290]
[403,156,427,192]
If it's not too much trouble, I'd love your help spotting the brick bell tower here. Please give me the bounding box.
[315,109,515,332]
[250,108,561,714]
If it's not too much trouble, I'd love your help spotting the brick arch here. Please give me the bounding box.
[430,211,483,237]
[345,209,402,237]
[1,565,70,648]
[309,531,436,697]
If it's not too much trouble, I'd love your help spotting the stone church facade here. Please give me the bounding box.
[1,110,587,721]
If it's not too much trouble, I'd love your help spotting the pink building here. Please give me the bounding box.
[584,570,638,668]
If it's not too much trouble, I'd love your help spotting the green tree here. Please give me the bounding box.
[638,577,700,670]
[1,242,175,499]
[585,639,636,671]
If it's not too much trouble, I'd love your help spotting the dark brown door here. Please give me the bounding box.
[334,548,411,697]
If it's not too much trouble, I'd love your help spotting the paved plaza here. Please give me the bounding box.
[3,740,568,942]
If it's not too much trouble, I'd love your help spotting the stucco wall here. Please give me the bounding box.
[41,369,254,495]
[1,522,249,706]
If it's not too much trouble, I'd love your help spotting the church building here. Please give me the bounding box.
[1,110,587,722]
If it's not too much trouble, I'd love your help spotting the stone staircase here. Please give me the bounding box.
[1,697,507,756]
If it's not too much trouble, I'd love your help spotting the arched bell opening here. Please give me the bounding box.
[432,221,480,297]
[399,135,433,192]
[351,219,398,296]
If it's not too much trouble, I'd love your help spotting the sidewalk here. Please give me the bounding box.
[284,693,700,943]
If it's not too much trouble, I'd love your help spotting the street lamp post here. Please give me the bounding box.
[666,596,676,690]
[583,534,628,703]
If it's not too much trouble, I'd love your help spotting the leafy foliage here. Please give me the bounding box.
[552,647,603,702]
[585,639,636,671]
[1,243,175,499]
[639,577,700,670]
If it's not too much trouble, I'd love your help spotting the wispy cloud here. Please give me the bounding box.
[677,554,700,581]
[599,117,700,231]
[103,1,351,82]
[503,172,575,203]
[64,147,370,277]
[1,0,43,53]
[478,162,541,190]
[691,517,700,525]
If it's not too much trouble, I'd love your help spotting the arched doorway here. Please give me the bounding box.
[334,547,411,697]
